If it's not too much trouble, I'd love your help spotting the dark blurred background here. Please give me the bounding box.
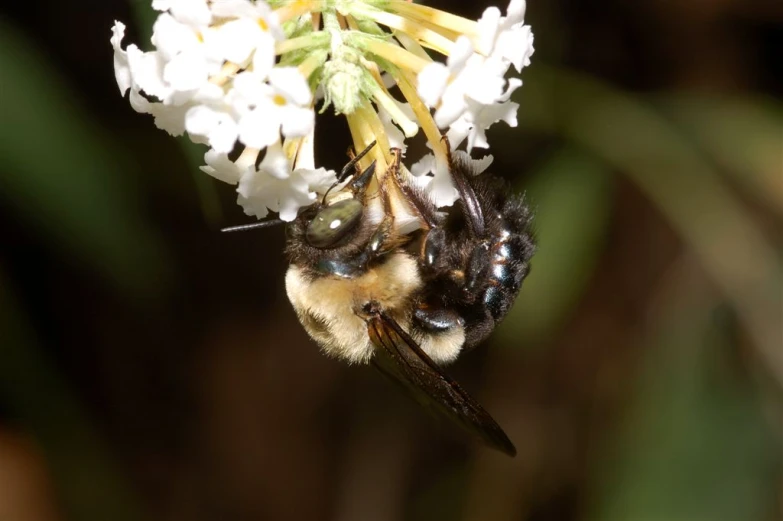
[1,1,781,520]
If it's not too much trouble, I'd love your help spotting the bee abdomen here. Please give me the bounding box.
[484,218,533,321]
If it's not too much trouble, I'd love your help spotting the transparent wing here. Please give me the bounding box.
[367,312,516,456]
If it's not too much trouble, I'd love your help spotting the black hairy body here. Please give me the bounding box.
[408,157,535,349]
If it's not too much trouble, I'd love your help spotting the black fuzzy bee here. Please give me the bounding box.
[228,144,535,455]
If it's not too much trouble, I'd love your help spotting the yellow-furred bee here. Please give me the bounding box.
[225,143,535,455]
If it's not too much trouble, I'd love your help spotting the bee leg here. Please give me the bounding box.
[464,242,491,294]
[442,137,486,238]
[362,160,399,257]
[413,306,465,333]
[387,148,441,229]
[421,227,445,269]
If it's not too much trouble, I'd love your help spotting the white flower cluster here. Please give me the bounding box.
[111,0,533,220]
[418,0,533,151]
[112,0,331,220]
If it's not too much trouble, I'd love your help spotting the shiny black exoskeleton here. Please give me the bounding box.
[405,151,536,348]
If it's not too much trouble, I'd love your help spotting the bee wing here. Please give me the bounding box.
[367,312,516,456]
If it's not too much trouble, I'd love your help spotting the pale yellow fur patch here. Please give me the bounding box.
[285,253,423,364]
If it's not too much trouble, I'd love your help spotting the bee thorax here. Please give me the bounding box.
[285,253,422,364]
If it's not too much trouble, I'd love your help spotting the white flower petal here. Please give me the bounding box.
[504,0,527,25]
[126,47,171,101]
[163,50,210,91]
[200,150,243,184]
[170,0,212,26]
[185,105,238,154]
[475,7,501,55]
[411,154,437,178]
[251,36,276,79]
[497,26,534,72]
[259,141,291,180]
[151,13,199,60]
[429,160,459,207]
[128,89,152,114]
[447,36,474,70]
[110,22,132,95]
[214,18,262,64]
[417,63,449,107]
[281,106,315,138]
[148,101,189,135]
[434,88,467,128]
[297,167,338,194]
[269,67,312,106]
[238,105,280,149]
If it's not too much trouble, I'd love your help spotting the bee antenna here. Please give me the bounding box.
[322,140,378,205]
[340,140,377,180]
[220,219,286,233]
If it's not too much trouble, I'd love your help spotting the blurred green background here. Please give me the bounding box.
[0,1,781,520]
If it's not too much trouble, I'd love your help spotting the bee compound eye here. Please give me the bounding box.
[306,198,364,248]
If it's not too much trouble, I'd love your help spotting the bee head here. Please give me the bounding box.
[286,160,383,278]
[300,159,377,250]
[304,198,365,248]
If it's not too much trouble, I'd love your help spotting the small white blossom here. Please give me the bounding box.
[152,0,212,26]
[200,149,244,184]
[231,68,315,150]
[411,154,459,207]
[237,142,336,221]
[477,0,535,72]
[417,36,508,128]
[446,78,521,152]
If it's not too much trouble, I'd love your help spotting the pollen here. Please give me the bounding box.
[273,94,287,106]
[257,18,268,31]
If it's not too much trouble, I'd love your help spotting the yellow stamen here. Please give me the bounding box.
[298,50,327,79]
[275,33,327,55]
[273,94,287,106]
[387,0,477,38]
[236,147,260,169]
[346,107,388,176]
[393,30,434,61]
[274,0,321,25]
[293,129,316,170]
[360,37,431,75]
[393,68,449,166]
[283,136,301,162]
[353,5,455,56]
[357,102,393,167]
[370,82,418,138]
[209,62,241,86]
[344,14,360,31]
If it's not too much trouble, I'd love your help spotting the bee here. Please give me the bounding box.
[225,143,535,455]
